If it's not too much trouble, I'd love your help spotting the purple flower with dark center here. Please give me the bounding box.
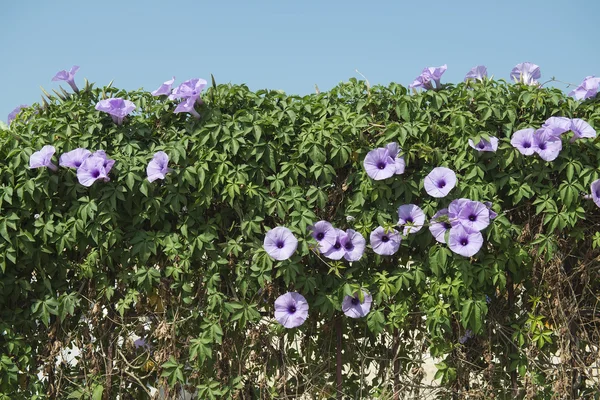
[510,62,541,86]
[542,117,572,137]
[464,65,487,82]
[424,167,457,198]
[309,220,337,253]
[429,208,451,243]
[370,226,401,255]
[533,129,562,161]
[569,76,600,101]
[147,151,170,182]
[77,155,110,186]
[151,77,176,96]
[454,200,490,232]
[323,229,347,260]
[398,204,426,235]
[364,148,396,180]
[590,179,600,208]
[174,97,201,119]
[52,65,80,93]
[410,64,447,90]
[510,128,536,155]
[448,225,484,257]
[169,78,207,101]
[341,229,365,262]
[274,292,309,328]
[342,291,372,318]
[91,150,115,174]
[263,227,298,261]
[483,202,498,220]
[385,142,406,175]
[570,118,596,143]
[7,105,28,125]
[95,98,136,125]
[59,148,91,169]
[468,136,498,152]
[30,145,58,171]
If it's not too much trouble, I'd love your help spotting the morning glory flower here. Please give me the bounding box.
[483,201,498,219]
[341,229,366,262]
[133,338,151,350]
[263,227,298,261]
[569,118,596,143]
[468,136,498,152]
[77,155,110,186]
[323,229,347,260]
[397,204,426,235]
[169,78,207,102]
[370,226,401,255]
[409,75,433,90]
[410,64,447,90]
[510,128,536,155]
[448,225,484,257]
[464,65,487,82]
[274,292,309,328]
[95,98,136,125]
[429,208,451,243]
[459,329,474,344]
[542,117,572,137]
[7,105,28,125]
[532,129,562,162]
[59,148,91,169]
[52,65,80,93]
[424,167,457,198]
[451,199,490,232]
[342,291,372,318]
[30,145,58,171]
[147,151,170,182]
[591,179,600,209]
[151,77,176,96]
[91,150,115,174]
[174,97,201,119]
[510,62,541,86]
[363,148,396,180]
[309,220,337,253]
[569,76,600,101]
[385,142,406,175]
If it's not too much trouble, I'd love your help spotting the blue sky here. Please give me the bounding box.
[2,0,598,120]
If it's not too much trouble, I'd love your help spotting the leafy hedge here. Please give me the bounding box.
[1,75,600,399]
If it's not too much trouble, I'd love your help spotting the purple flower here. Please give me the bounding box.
[147,151,169,182]
[410,64,447,90]
[510,128,536,155]
[91,150,115,174]
[533,129,562,162]
[274,292,309,328]
[570,118,596,143]
[385,142,406,175]
[542,117,572,137]
[342,291,372,318]
[30,145,58,171]
[483,202,498,220]
[77,155,110,186]
[169,78,207,101]
[151,77,176,96]
[364,148,396,180]
[322,229,347,260]
[453,199,490,232]
[174,97,201,119]
[448,225,484,257]
[133,338,151,350]
[468,136,498,152]
[409,75,433,90]
[309,221,337,253]
[429,208,451,244]
[370,226,401,255]
[52,65,80,93]
[7,105,28,125]
[95,98,136,125]
[263,227,298,261]
[464,65,487,82]
[591,179,600,209]
[459,329,474,344]
[424,167,457,198]
[341,229,366,262]
[397,204,426,235]
[569,76,600,101]
[510,62,541,86]
[59,148,91,169]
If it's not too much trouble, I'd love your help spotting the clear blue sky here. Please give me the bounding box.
[2,0,599,121]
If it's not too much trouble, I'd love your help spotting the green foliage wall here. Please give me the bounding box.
[1,77,600,399]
